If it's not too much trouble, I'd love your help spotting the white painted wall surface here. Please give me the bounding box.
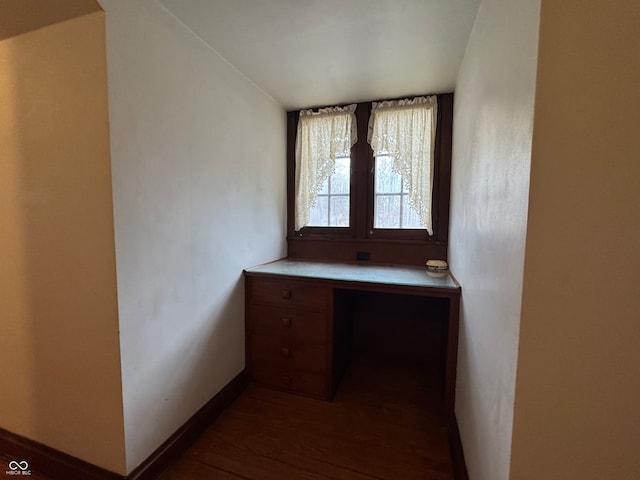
[448,0,540,478]
[99,0,286,471]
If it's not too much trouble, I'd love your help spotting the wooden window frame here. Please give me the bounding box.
[287,94,453,265]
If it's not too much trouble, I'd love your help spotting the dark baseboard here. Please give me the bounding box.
[449,415,469,480]
[128,370,248,480]
[0,429,122,480]
[0,370,248,480]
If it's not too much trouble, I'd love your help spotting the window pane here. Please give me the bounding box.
[375,195,401,228]
[329,196,350,226]
[401,195,423,228]
[306,157,350,227]
[374,155,427,230]
[308,196,329,226]
[317,177,329,195]
[375,156,401,194]
[330,157,350,194]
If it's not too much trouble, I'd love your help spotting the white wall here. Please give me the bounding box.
[99,0,286,471]
[448,0,540,478]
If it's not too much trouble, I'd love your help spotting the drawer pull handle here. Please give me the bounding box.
[281,347,291,357]
[281,289,292,299]
[281,317,292,328]
[281,375,292,385]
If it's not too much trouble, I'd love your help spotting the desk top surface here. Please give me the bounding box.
[245,258,459,291]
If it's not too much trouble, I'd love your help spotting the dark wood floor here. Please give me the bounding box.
[160,363,454,480]
[2,364,453,479]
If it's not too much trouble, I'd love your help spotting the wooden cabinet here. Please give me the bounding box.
[245,276,333,399]
[244,259,461,414]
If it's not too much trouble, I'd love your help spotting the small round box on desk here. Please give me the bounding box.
[426,259,448,278]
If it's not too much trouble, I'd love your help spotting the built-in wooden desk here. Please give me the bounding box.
[244,258,461,417]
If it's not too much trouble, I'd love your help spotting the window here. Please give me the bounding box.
[368,96,437,234]
[307,155,351,227]
[286,94,453,265]
[374,155,423,229]
[294,104,357,231]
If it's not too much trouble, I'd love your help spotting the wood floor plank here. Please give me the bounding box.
[209,396,451,466]
[161,364,454,480]
[160,456,246,480]
[197,427,382,480]
[3,365,454,480]
[200,417,452,480]
[188,438,334,480]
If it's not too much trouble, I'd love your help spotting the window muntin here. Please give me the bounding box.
[307,155,351,227]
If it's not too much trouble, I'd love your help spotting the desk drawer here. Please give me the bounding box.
[249,278,330,311]
[250,365,327,398]
[249,334,327,373]
[246,305,328,344]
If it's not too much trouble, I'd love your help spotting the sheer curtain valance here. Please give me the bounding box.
[367,96,438,235]
[295,104,357,230]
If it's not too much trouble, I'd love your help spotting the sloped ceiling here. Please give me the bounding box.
[0,0,102,41]
[156,0,480,109]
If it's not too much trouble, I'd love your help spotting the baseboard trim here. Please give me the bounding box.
[0,429,122,480]
[128,370,248,480]
[0,370,248,480]
[449,415,469,480]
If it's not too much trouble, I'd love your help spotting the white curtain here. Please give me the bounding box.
[295,104,357,230]
[367,96,437,235]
